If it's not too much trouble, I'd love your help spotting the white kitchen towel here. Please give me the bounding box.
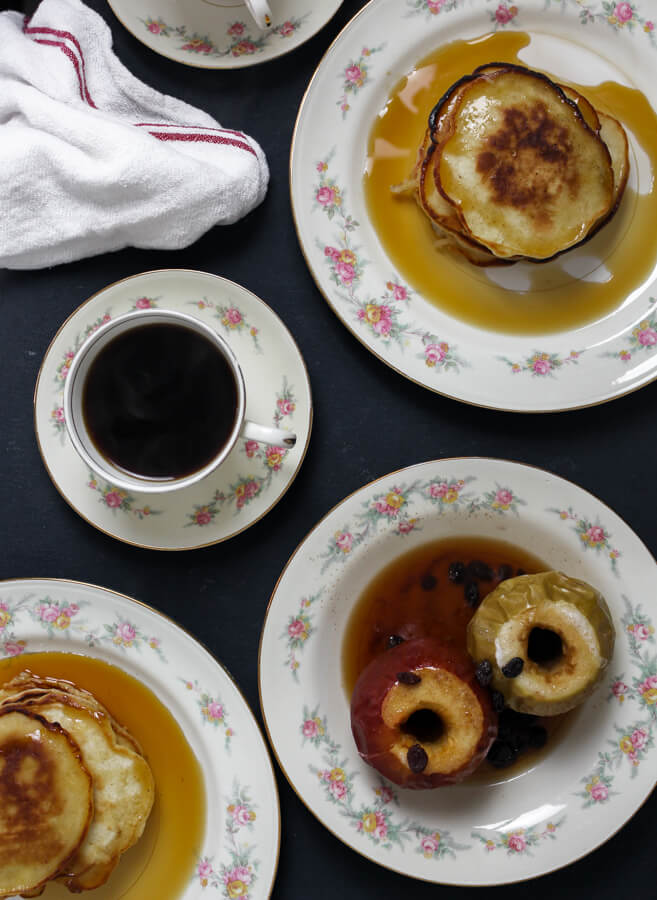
[0,0,269,269]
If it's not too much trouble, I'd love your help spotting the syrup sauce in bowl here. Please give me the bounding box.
[364,31,657,335]
[343,538,580,785]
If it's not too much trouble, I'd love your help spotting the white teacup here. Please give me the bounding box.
[243,0,272,30]
[63,308,296,495]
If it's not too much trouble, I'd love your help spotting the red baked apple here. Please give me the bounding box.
[350,637,497,788]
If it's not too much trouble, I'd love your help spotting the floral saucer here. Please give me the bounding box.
[290,0,657,411]
[107,0,343,69]
[34,269,312,550]
[259,458,657,884]
[0,578,280,899]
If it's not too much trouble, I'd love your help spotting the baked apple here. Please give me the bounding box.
[350,637,497,788]
[467,571,615,716]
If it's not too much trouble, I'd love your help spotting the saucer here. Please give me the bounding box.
[107,0,343,69]
[0,577,280,899]
[259,458,657,884]
[34,269,312,550]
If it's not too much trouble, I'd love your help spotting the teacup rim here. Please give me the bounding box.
[62,307,247,495]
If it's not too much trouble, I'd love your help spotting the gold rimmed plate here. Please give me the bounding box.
[259,457,657,883]
[0,577,280,899]
[290,0,657,411]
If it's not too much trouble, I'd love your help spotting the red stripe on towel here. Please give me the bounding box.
[25,23,96,107]
[24,20,257,158]
[134,123,249,140]
[148,131,257,155]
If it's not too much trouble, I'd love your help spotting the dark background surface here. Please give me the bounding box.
[0,0,655,896]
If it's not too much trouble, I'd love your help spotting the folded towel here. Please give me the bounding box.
[0,0,269,269]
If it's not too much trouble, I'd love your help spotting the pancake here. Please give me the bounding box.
[403,63,628,265]
[435,67,614,259]
[0,709,93,898]
[0,671,155,893]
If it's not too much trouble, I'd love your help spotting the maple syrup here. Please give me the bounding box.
[343,537,576,782]
[0,653,205,899]
[364,31,657,334]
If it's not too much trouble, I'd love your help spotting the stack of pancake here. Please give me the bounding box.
[407,63,629,265]
[0,671,154,898]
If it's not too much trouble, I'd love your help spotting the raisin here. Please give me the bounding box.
[387,634,404,649]
[475,660,493,687]
[516,568,526,577]
[491,690,506,713]
[407,743,428,773]
[467,560,493,581]
[464,581,480,607]
[486,740,517,769]
[447,561,465,584]
[397,671,421,685]
[497,563,513,581]
[501,657,524,678]
[528,726,548,749]
[420,574,437,591]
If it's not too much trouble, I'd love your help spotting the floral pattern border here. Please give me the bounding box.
[314,153,467,374]
[578,596,656,804]
[196,780,260,897]
[301,707,468,858]
[141,14,310,59]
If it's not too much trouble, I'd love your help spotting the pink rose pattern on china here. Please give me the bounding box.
[191,298,262,353]
[474,820,563,854]
[185,378,295,527]
[579,596,656,805]
[314,156,466,370]
[51,310,112,437]
[195,782,259,896]
[499,350,583,377]
[602,305,657,362]
[337,45,384,118]
[281,592,323,681]
[404,0,655,45]
[140,14,309,59]
[301,705,466,856]
[87,474,162,521]
[0,595,31,659]
[183,678,234,751]
[548,506,621,574]
[320,476,526,572]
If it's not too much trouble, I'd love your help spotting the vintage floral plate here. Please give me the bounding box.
[107,0,343,69]
[34,269,312,550]
[259,458,657,884]
[0,578,280,899]
[291,0,657,411]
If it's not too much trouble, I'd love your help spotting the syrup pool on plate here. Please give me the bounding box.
[342,537,577,783]
[0,653,206,899]
[364,31,657,335]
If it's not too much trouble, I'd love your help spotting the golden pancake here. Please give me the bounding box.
[435,67,615,259]
[0,709,92,899]
[0,672,155,893]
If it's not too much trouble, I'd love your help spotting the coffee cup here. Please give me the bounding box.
[243,0,272,30]
[63,308,296,494]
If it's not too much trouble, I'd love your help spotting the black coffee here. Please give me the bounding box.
[82,323,238,480]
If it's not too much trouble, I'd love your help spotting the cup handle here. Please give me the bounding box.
[243,0,272,29]
[242,420,296,448]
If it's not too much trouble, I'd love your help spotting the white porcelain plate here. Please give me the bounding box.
[0,578,280,899]
[107,0,343,68]
[34,269,312,550]
[291,0,657,411]
[259,458,657,884]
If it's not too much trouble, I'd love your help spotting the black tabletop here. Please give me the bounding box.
[1,1,655,897]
